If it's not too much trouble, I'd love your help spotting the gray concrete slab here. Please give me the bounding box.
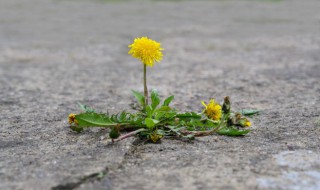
[0,0,319,189]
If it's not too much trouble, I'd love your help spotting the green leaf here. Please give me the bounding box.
[168,125,183,134]
[156,129,166,136]
[78,103,96,113]
[146,105,153,118]
[163,95,174,106]
[132,90,145,108]
[217,127,250,136]
[240,109,260,116]
[154,111,166,120]
[145,118,159,129]
[118,111,127,121]
[75,113,118,127]
[176,112,202,119]
[155,106,172,112]
[185,119,218,130]
[151,89,160,109]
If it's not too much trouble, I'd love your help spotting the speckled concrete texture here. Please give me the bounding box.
[0,0,319,189]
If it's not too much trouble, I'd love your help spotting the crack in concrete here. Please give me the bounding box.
[51,139,144,190]
[51,167,109,190]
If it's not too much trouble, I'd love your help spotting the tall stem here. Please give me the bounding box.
[143,64,148,106]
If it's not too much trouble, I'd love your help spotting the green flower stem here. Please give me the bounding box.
[113,128,147,142]
[143,64,148,107]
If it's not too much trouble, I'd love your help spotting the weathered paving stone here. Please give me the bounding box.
[257,150,320,190]
[0,0,319,189]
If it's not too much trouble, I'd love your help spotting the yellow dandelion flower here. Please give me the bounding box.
[238,118,251,127]
[128,37,163,67]
[245,120,251,127]
[68,113,78,125]
[202,99,222,121]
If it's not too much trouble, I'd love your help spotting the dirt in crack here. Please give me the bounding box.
[51,167,108,190]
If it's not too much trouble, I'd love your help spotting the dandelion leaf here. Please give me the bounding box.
[75,113,116,127]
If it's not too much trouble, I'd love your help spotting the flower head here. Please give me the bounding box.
[239,118,251,127]
[128,37,163,67]
[202,99,222,121]
[68,113,78,125]
[237,116,251,128]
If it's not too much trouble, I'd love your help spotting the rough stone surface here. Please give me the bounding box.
[0,0,319,189]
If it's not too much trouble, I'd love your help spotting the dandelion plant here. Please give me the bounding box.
[68,37,259,143]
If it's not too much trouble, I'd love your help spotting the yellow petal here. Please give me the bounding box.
[201,101,207,108]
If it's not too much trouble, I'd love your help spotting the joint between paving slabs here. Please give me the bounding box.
[51,139,143,190]
[51,167,109,190]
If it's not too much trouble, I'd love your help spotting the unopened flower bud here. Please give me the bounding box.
[109,125,120,139]
[222,96,231,114]
[150,132,163,143]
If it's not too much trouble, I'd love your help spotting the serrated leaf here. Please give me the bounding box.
[145,118,159,129]
[168,125,183,133]
[217,127,250,136]
[118,111,127,121]
[78,103,96,113]
[183,118,218,131]
[75,113,118,127]
[240,109,260,116]
[132,90,145,108]
[151,89,160,109]
[163,95,174,106]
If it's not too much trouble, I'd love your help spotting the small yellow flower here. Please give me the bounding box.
[245,120,251,127]
[128,37,163,67]
[238,117,251,128]
[202,99,222,121]
[68,113,78,125]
